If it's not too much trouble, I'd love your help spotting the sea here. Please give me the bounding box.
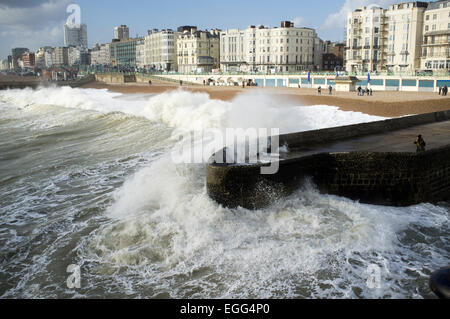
[0,86,448,298]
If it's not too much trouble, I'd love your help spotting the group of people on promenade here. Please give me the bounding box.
[438,85,448,96]
[357,86,373,96]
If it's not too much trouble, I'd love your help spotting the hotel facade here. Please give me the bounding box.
[345,0,450,73]
[220,21,323,73]
[91,43,111,65]
[177,26,221,73]
[421,1,450,70]
[144,29,178,72]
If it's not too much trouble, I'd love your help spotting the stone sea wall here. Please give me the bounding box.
[206,110,450,209]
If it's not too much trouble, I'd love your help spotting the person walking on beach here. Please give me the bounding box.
[318,86,322,95]
[444,85,448,96]
[329,85,333,95]
[414,135,426,153]
[439,86,442,95]
[370,88,373,96]
[357,86,362,96]
[180,80,183,86]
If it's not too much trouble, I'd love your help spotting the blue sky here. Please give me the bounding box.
[0,0,405,59]
[81,0,344,45]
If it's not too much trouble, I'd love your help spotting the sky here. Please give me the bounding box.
[0,0,418,59]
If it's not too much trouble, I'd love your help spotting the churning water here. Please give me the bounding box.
[0,86,448,298]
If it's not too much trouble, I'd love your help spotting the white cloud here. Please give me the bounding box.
[0,0,70,57]
[0,0,69,29]
[293,16,308,28]
[321,0,398,30]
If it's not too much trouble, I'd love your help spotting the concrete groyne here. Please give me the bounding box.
[206,110,450,209]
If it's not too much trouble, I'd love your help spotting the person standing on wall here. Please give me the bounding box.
[414,135,426,153]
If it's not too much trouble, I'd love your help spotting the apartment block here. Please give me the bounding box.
[0,59,9,71]
[110,38,139,67]
[144,29,178,72]
[344,1,450,73]
[136,38,146,69]
[220,21,323,73]
[322,41,345,71]
[35,47,52,67]
[114,25,130,41]
[22,52,35,68]
[421,0,450,70]
[177,26,220,73]
[64,23,88,48]
[384,2,427,72]
[11,48,29,70]
[90,43,111,65]
[52,47,69,66]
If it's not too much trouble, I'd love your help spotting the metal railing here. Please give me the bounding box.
[80,68,450,78]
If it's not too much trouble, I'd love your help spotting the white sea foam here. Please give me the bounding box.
[0,86,386,134]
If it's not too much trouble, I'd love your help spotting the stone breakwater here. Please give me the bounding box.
[206,110,450,209]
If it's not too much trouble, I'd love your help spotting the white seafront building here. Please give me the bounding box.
[220,21,323,73]
[421,0,450,71]
[177,26,221,73]
[90,43,111,66]
[345,1,450,73]
[0,59,8,71]
[346,2,427,73]
[136,38,146,69]
[144,29,178,72]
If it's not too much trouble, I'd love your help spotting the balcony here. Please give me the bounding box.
[422,41,450,47]
[422,54,450,59]
[424,29,450,37]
